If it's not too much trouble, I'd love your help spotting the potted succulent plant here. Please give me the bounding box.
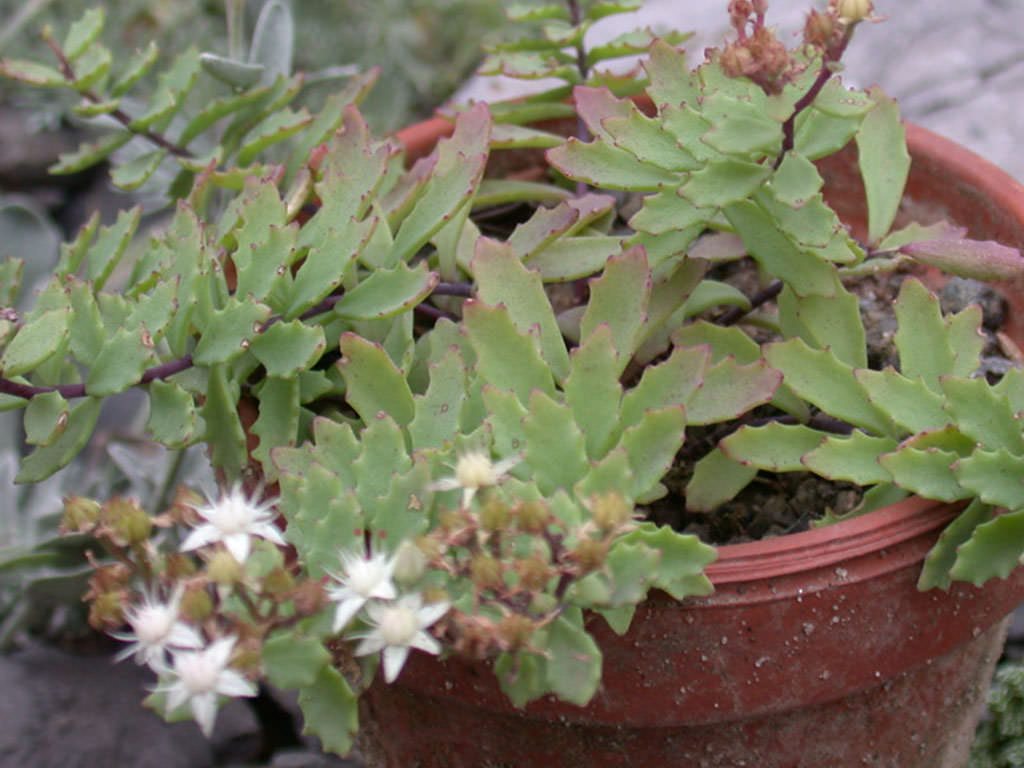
[3,0,1024,766]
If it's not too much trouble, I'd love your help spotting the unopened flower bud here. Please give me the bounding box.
[179,583,214,622]
[803,9,836,49]
[263,566,296,597]
[589,492,633,534]
[206,549,243,586]
[469,554,503,590]
[516,556,552,592]
[393,539,428,585]
[292,578,327,616]
[835,0,872,23]
[498,613,535,651]
[571,537,608,573]
[164,553,199,581]
[514,500,549,534]
[89,589,127,631]
[479,497,511,532]
[719,43,754,78]
[104,497,152,545]
[422,586,450,606]
[61,495,101,532]
[232,638,263,677]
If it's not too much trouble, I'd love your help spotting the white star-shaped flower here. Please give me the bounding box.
[326,548,398,632]
[154,636,257,738]
[111,585,205,669]
[427,451,520,508]
[354,594,450,683]
[181,485,284,564]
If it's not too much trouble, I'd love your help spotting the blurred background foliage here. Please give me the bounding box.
[0,0,514,132]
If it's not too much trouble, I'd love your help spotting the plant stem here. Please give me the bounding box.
[774,30,854,169]
[44,35,194,159]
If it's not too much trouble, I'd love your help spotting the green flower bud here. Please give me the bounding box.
[61,495,101,532]
[206,549,243,586]
[589,491,633,534]
[104,497,152,546]
[180,583,214,622]
[479,497,511,532]
[571,537,608,573]
[517,556,552,592]
[498,613,535,651]
[835,0,872,23]
[515,500,549,534]
[88,589,127,631]
[263,566,296,597]
[393,539,428,585]
[469,554,503,590]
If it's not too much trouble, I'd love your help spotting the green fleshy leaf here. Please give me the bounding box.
[296,665,359,758]
[63,8,106,61]
[770,152,823,207]
[547,137,679,191]
[263,633,330,689]
[644,40,700,110]
[352,414,411,508]
[580,248,649,367]
[994,368,1024,416]
[409,347,467,451]
[802,432,899,485]
[879,445,970,502]
[332,261,438,321]
[564,325,622,460]
[338,333,415,428]
[110,150,167,190]
[685,358,780,425]
[622,523,716,599]
[192,297,272,366]
[539,610,602,706]
[954,449,1024,509]
[200,365,248,476]
[50,131,132,175]
[250,320,326,378]
[765,338,894,436]
[237,107,312,165]
[248,0,294,84]
[856,89,910,245]
[23,390,69,446]
[0,307,70,377]
[777,283,866,369]
[199,53,263,88]
[720,422,825,472]
[950,508,1024,587]
[523,391,589,496]
[918,500,994,591]
[700,93,782,156]
[685,447,758,512]
[893,277,955,393]
[474,238,569,380]
[621,345,707,430]
[110,41,160,96]
[146,379,198,448]
[85,206,142,290]
[464,302,555,406]
[85,327,154,395]
[940,377,1024,453]
[391,104,490,262]
[16,398,101,482]
[251,376,300,480]
[0,59,67,87]
[619,406,686,502]
[854,368,950,434]
[724,200,838,297]
[494,651,547,709]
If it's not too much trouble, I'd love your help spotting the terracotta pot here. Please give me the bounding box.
[357,122,1024,767]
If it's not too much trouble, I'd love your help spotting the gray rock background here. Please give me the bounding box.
[4,1,1024,766]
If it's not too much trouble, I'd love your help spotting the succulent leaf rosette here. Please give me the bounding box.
[1,0,1023,753]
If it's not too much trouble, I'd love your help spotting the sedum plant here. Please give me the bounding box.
[1,0,1023,755]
